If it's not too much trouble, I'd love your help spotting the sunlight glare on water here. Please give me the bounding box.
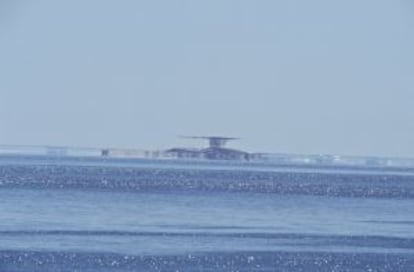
[0,156,414,271]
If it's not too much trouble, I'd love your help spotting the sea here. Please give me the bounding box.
[0,155,413,271]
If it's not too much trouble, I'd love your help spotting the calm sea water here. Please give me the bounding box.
[0,155,414,271]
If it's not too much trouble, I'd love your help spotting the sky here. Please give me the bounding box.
[0,0,413,157]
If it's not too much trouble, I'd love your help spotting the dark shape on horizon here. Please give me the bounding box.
[166,136,250,161]
[101,149,110,157]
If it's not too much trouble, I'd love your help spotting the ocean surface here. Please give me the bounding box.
[0,155,414,271]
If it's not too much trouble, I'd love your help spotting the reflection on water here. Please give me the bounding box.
[0,156,413,271]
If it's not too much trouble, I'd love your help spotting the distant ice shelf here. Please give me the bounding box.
[1,144,414,169]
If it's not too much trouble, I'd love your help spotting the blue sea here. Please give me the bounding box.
[0,155,414,271]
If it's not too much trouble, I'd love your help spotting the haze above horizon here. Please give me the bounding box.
[1,0,413,157]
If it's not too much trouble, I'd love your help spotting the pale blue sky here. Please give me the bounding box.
[0,0,413,156]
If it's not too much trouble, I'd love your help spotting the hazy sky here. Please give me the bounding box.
[1,0,413,157]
